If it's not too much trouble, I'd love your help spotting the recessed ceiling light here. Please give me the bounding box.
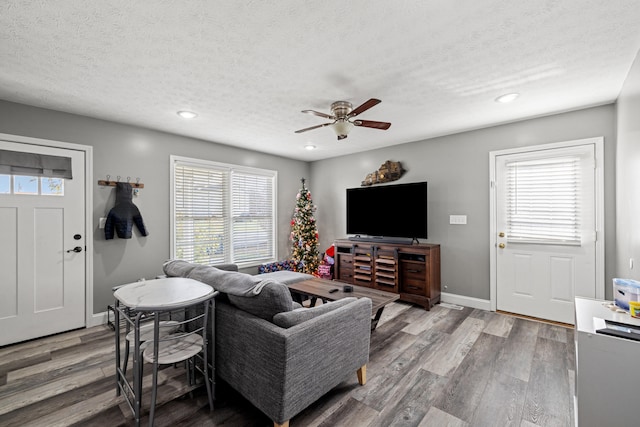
[495,93,520,103]
[304,144,316,150]
[177,110,198,119]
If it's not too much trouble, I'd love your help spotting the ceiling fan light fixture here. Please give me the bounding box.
[495,93,519,103]
[294,98,389,139]
[333,119,354,138]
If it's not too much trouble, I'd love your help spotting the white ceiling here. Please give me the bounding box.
[1,1,640,161]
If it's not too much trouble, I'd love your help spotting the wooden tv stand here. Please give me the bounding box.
[333,239,440,310]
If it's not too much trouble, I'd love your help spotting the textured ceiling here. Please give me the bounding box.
[1,1,640,161]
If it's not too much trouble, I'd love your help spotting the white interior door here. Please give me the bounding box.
[0,141,86,346]
[495,143,597,324]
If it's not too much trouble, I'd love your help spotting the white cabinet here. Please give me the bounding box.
[575,297,640,427]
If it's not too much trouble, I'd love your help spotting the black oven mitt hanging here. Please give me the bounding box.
[105,182,149,239]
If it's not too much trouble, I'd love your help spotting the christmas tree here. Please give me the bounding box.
[290,178,320,274]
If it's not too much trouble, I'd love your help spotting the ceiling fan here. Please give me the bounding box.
[294,98,391,140]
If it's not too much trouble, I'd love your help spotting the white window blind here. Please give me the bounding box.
[231,171,275,263]
[172,158,276,266]
[174,164,229,265]
[505,155,581,245]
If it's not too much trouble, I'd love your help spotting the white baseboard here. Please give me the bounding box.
[87,311,108,327]
[440,292,491,311]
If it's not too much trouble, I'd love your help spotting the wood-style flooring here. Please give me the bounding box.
[0,302,575,426]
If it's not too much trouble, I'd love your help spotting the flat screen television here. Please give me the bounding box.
[346,181,428,241]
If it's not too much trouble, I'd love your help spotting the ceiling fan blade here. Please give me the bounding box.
[348,98,382,118]
[353,119,391,130]
[294,122,333,133]
[301,110,335,120]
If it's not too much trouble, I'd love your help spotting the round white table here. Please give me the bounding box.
[114,277,215,310]
[113,277,216,426]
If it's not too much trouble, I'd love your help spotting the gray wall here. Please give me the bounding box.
[615,50,640,280]
[0,100,309,314]
[311,105,616,301]
[0,98,620,312]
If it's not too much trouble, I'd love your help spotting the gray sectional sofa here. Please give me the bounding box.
[162,260,372,427]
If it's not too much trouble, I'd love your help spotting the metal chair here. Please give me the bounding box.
[140,298,215,426]
[112,281,180,376]
[122,319,179,375]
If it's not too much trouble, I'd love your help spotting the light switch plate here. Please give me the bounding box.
[450,215,467,225]
[99,217,107,229]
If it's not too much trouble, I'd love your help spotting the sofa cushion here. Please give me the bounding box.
[228,281,294,321]
[163,259,295,321]
[272,297,357,328]
[186,265,259,290]
[163,259,201,277]
[163,260,238,278]
[257,270,313,285]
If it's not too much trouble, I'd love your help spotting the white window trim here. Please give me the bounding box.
[170,155,277,268]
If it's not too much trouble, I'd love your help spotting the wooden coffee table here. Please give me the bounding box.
[287,277,400,330]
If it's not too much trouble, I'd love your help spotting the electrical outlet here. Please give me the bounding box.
[99,217,107,229]
[449,215,467,225]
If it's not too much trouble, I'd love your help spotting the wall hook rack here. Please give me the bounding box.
[98,175,144,188]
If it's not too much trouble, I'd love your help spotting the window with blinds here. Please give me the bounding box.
[231,171,275,263]
[505,155,582,245]
[172,157,276,266]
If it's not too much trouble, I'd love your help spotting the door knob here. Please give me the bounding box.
[66,246,83,253]
[499,232,505,238]
[498,243,506,249]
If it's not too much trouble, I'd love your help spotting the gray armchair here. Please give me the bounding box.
[216,297,372,427]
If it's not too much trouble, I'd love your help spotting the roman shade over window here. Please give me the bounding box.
[505,155,582,245]
[0,149,72,179]
[172,156,276,267]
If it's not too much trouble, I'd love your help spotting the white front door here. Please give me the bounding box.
[494,142,597,324]
[0,141,86,346]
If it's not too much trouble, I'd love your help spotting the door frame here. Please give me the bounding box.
[489,137,605,312]
[0,133,94,328]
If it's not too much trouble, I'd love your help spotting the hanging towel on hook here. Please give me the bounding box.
[105,182,149,239]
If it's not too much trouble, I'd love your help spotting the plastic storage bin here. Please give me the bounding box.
[613,278,640,311]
